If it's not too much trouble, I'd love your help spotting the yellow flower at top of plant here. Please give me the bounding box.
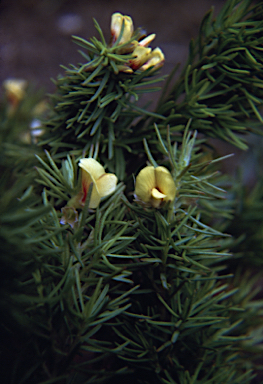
[109,12,165,73]
[140,47,165,71]
[129,34,156,70]
[79,158,118,208]
[134,166,176,208]
[111,12,134,45]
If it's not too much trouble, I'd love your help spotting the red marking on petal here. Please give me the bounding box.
[81,182,87,204]
[111,32,117,44]
[129,60,140,70]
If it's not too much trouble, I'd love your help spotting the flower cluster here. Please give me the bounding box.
[110,12,165,73]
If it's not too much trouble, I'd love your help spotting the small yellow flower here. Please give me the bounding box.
[134,166,176,208]
[127,34,160,71]
[3,79,27,101]
[129,45,152,70]
[111,12,134,45]
[3,79,27,113]
[109,13,165,73]
[79,158,118,208]
[140,47,165,72]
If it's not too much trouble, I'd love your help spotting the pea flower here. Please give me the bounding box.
[79,158,118,208]
[111,12,134,45]
[140,47,165,72]
[129,34,156,70]
[134,166,176,208]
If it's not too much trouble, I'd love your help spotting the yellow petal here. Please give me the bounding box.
[80,167,101,208]
[81,165,93,189]
[111,12,134,45]
[138,33,156,47]
[151,187,166,199]
[89,184,102,209]
[122,15,134,44]
[151,187,166,208]
[96,173,118,197]
[155,166,176,202]
[78,158,118,209]
[79,158,105,180]
[111,13,123,40]
[130,46,152,70]
[135,166,155,203]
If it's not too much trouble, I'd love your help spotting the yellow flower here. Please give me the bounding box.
[111,12,134,45]
[134,166,176,208]
[109,13,165,73]
[3,79,27,113]
[140,47,165,72]
[129,45,152,70]
[127,34,155,70]
[3,79,27,101]
[79,158,118,208]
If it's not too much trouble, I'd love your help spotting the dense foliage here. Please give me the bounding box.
[1,1,263,383]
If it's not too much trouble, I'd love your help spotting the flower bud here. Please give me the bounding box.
[111,12,134,45]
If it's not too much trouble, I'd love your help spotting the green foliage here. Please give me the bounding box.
[41,23,164,180]
[226,169,263,267]
[1,1,263,384]
[153,0,263,150]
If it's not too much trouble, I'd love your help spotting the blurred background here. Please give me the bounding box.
[0,0,224,93]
